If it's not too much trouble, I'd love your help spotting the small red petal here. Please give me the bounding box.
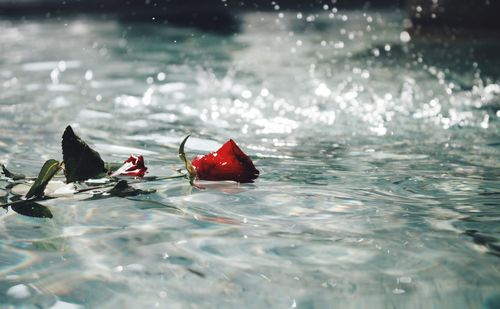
[112,154,148,178]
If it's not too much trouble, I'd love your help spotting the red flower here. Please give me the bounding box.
[191,139,259,183]
[111,154,148,177]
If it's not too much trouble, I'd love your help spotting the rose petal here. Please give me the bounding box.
[191,139,259,183]
[111,155,147,178]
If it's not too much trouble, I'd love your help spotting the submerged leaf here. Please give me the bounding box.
[62,126,107,183]
[25,159,62,199]
[107,180,156,197]
[108,180,130,195]
[1,164,26,180]
[107,180,155,197]
[11,201,53,218]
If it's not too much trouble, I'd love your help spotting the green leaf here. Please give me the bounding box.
[1,164,26,180]
[62,126,108,183]
[25,159,62,199]
[11,201,53,218]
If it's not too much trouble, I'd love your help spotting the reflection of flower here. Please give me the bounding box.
[191,140,259,183]
[111,155,148,177]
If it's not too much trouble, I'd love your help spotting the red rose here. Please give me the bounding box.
[111,154,148,177]
[191,139,259,183]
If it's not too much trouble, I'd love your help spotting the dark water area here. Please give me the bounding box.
[0,6,499,309]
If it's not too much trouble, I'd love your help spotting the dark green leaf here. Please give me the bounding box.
[1,164,25,180]
[25,159,61,199]
[62,126,108,183]
[11,201,53,218]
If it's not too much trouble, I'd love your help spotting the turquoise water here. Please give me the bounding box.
[1,9,500,308]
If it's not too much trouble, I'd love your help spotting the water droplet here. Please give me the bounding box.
[315,83,331,97]
[58,61,66,72]
[50,68,59,84]
[400,31,411,43]
[242,90,252,99]
[480,114,489,129]
[84,70,93,81]
[157,72,166,81]
[334,41,344,49]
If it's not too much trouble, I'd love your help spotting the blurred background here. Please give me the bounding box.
[1,0,500,30]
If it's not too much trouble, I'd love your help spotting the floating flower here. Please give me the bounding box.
[111,155,148,177]
[190,139,260,183]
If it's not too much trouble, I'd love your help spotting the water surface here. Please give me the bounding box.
[1,9,500,308]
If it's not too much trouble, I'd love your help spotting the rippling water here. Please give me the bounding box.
[1,9,500,308]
